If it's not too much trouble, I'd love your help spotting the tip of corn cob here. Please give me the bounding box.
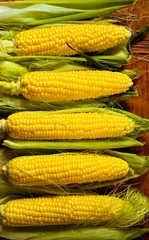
[0,80,21,96]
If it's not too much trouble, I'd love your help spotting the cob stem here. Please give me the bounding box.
[1,166,7,176]
[0,81,21,95]
[0,119,6,132]
[1,40,15,54]
[0,119,6,140]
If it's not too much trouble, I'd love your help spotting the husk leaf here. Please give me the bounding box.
[0,43,130,69]
[0,61,28,81]
[0,94,109,117]
[0,46,133,81]
[0,0,137,9]
[0,225,148,240]
[0,89,138,117]
[3,137,143,151]
[0,0,136,26]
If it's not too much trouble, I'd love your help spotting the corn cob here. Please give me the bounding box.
[1,150,149,194]
[0,110,135,140]
[2,24,131,56]
[2,153,129,186]
[0,70,133,102]
[0,195,124,226]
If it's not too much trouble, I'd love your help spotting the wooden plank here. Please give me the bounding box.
[120,0,149,196]
[116,1,149,236]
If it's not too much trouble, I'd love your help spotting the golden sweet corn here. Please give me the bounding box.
[1,70,133,102]
[0,195,123,226]
[0,111,135,140]
[12,24,131,56]
[3,153,129,186]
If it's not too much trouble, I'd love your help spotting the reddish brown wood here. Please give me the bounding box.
[117,1,149,238]
[120,0,149,197]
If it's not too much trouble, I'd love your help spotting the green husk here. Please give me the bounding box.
[0,0,137,8]
[0,224,148,240]
[0,187,148,230]
[0,0,136,26]
[0,41,130,69]
[0,58,137,82]
[0,94,107,117]
[3,137,143,151]
[0,94,106,116]
[0,149,148,195]
[65,42,128,71]
[0,88,138,117]
[0,61,28,81]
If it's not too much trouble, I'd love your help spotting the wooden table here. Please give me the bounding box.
[120,0,149,199]
[116,1,149,238]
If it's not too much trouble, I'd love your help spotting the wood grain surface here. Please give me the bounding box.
[0,0,148,239]
[115,1,149,238]
[119,0,149,199]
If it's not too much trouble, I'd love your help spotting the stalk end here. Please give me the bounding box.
[0,80,21,96]
[0,204,5,219]
[2,165,7,175]
[0,119,7,140]
[0,39,15,54]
